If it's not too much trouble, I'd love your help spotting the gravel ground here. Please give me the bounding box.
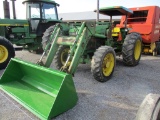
[0,50,160,120]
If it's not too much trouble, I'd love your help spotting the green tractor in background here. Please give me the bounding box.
[0,0,61,69]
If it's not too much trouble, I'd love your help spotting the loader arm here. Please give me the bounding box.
[44,22,96,75]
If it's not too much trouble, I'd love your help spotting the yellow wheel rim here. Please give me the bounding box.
[0,45,8,63]
[61,48,70,66]
[102,53,114,76]
[134,40,141,60]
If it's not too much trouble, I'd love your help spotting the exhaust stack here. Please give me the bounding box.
[3,0,10,19]
[10,0,16,19]
[96,0,99,22]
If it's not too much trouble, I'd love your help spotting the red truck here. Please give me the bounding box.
[120,6,160,55]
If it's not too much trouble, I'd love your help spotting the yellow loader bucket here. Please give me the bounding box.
[0,58,78,120]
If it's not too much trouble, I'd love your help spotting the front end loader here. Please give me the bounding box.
[0,6,142,120]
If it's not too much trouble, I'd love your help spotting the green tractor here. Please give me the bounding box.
[0,0,61,69]
[0,6,142,120]
[40,6,142,82]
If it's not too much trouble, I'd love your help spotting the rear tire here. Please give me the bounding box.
[54,45,70,69]
[136,93,160,120]
[122,32,142,66]
[91,46,116,82]
[0,37,15,70]
[42,25,55,50]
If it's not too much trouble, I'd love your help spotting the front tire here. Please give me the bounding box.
[91,46,116,82]
[122,32,142,66]
[54,45,70,69]
[0,37,15,69]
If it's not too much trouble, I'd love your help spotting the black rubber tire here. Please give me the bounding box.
[28,48,43,54]
[136,93,160,120]
[0,36,15,70]
[54,45,70,70]
[34,48,43,54]
[156,42,160,55]
[122,32,142,66]
[91,46,116,82]
[42,25,55,50]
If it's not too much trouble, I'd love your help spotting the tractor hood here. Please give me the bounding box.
[95,6,133,16]
[0,19,28,26]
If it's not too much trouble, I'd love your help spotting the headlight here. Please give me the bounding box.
[21,34,25,38]
[9,34,15,39]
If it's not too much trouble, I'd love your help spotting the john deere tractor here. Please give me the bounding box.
[0,0,61,69]
[39,6,142,82]
[0,6,142,120]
